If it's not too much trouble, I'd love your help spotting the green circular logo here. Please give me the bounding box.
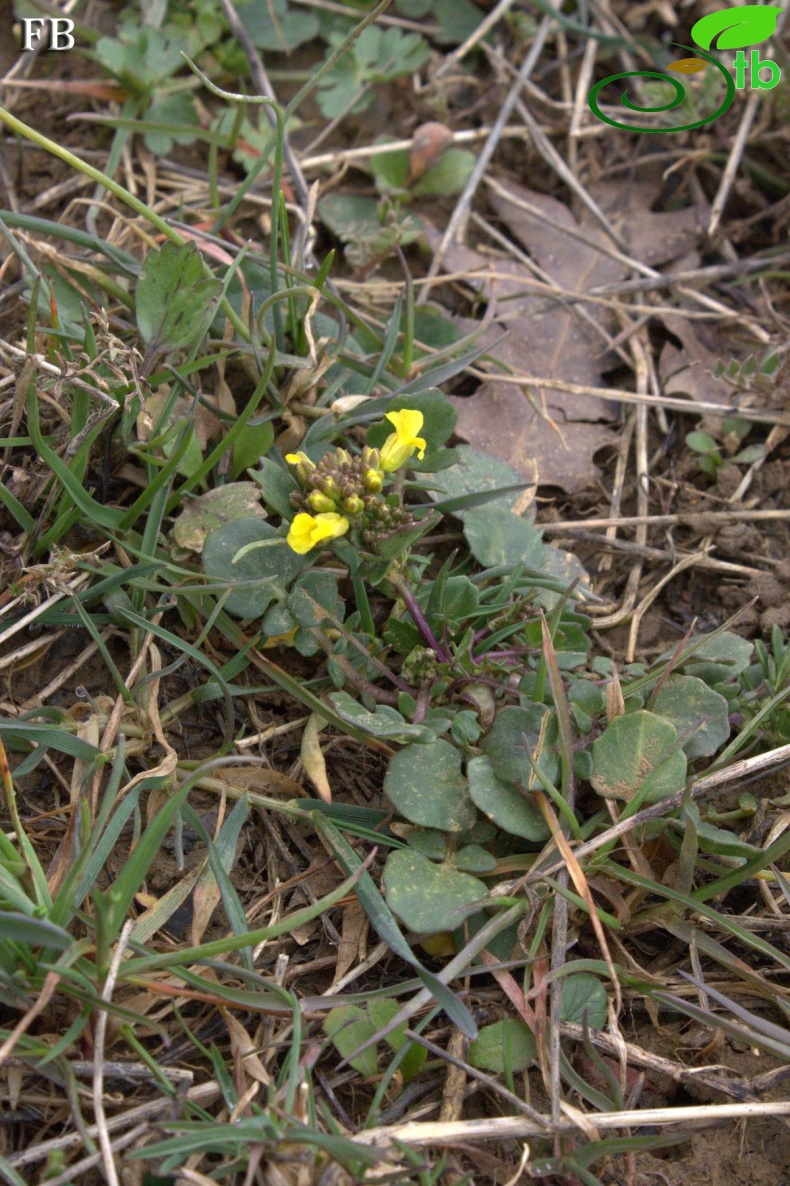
[588,44,736,132]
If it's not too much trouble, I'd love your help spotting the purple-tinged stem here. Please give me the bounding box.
[391,577,450,663]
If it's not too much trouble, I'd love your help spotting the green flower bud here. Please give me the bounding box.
[308,490,337,513]
[364,468,384,493]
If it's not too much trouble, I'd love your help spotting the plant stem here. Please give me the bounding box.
[390,575,449,663]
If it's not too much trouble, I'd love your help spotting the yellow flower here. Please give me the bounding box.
[286,512,349,554]
[379,409,427,473]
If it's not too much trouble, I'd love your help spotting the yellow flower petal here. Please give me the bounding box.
[379,408,427,472]
[286,512,349,554]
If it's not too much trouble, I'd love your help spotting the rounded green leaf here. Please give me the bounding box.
[287,571,343,628]
[481,705,559,790]
[469,1018,537,1073]
[651,675,730,761]
[453,843,497,874]
[427,445,532,517]
[406,829,447,861]
[463,506,544,569]
[591,710,687,804]
[467,756,549,842]
[384,739,477,832]
[677,631,754,684]
[323,1006,378,1077]
[383,849,486,933]
[202,518,301,619]
[172,483,266,553]
[561,973,608,1028]
[413,149,476,197]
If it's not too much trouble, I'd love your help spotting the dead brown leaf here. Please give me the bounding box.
[428,177,713,491]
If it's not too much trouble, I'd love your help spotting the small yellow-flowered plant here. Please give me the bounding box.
[379,409,427,473]
[284,408,427,553]
[287,512,349,555]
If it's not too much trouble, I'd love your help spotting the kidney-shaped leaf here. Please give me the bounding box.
[651,675,730,761]
[384,739,477,832]
[591,710,687,804]
[383,848,486,933]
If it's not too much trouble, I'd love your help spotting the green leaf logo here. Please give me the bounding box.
[691,4,781,50]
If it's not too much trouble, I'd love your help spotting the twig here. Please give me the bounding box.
[5,1083,222,1171]
[94,920,135,1186]
[542,509,790,530]
[708,93,761,236]
[424,0,564,287]
[359,1102,790,1148]
[466,369,790,427]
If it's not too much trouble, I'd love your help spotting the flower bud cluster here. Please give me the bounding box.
[287,446,384,519]
[284,408,427,555]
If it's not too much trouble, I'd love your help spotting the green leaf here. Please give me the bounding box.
[95,26,183,91]
[413,149,476,197]
[252,457,300,519]
[468,1018,537,1073]
[136,242,222,357]
[406,829,448,861]
[384,739,477,832]
[369,142,410,195]
[328,693,436,743]
[427,445,534,518]
[383,849,486,933]
[143,92,200,155]
[324,1005,379,1077]
[463,506,544,569]
[171,483,267,553]
[311,814,478,1036]
[317,194,423,270]
[561,973,608,1027]
[454,843,497,874]
[202,518,302,619]
[685,431,719,455]
[675,631,754,685]
[324,996,429,1081]
[691,5,780,49]
[651,675,730,761]
[236,0,320,51]
[467,756,550,842]
[0,913,74,952]
[481,705,559,791]
[591,711,687,805]
[287,571,343,628]
[232,421,275,480]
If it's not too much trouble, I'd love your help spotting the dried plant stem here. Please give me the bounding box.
[361,1101,790,1148]
[466,369,790,427]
